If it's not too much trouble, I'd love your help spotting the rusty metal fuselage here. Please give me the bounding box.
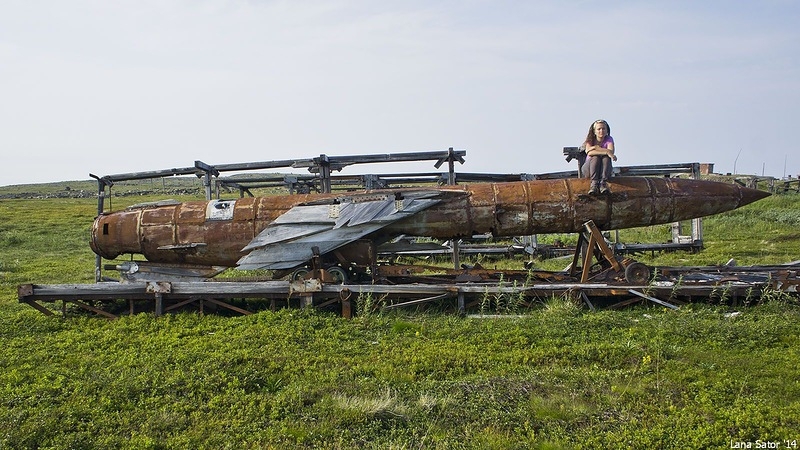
[90,177,769,268]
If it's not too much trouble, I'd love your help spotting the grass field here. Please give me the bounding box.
[1,181,799,449]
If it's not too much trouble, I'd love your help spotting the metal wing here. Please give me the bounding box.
[236,191,448,270]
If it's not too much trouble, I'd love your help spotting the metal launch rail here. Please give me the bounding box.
[17,262,800,319]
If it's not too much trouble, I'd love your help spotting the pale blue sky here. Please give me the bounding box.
[1,0,798,185]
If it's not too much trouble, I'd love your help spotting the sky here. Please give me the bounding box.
[1,0,798,186]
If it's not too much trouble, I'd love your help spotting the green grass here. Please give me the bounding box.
[1,306,798,448]
[1,185,800,448]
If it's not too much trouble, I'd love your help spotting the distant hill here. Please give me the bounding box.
[0,173,304,199]
[0,177,204,199]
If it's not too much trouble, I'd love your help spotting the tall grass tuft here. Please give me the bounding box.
[542,294,582,315]
[332,389,409,422]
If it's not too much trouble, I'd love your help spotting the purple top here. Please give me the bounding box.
[599,136,614,149]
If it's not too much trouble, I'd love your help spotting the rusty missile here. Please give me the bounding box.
[90,177,769,271]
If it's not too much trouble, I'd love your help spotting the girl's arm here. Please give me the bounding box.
[585,143,613,155]
[585,142,617,161]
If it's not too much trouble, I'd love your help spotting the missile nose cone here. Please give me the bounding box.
[737,186,770,208]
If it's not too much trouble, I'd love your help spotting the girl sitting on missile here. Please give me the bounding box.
[581,119,616,194]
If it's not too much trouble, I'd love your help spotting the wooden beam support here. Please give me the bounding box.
[22,299,54,316]
[66,299,119,319]
[203,298,253,316]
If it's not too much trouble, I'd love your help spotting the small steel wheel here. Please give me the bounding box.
[290,268,310,281]
[624,262,651,285]
[326,266,348,284]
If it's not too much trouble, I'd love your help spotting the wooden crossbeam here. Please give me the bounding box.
[203,298,252,315]
[65,299,119,319]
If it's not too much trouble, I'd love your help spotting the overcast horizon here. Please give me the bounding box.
[2,0,798,187]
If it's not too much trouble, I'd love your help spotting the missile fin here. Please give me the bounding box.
[237,191,444,270]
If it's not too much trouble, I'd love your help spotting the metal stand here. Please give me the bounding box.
[569,221,651,285]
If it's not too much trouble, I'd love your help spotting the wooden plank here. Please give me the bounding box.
[20,283,154,300]
[19,280,765,303]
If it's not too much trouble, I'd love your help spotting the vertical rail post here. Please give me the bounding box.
[90,174,111,283]
[446,148,460,269]
[155,293,163,316]
[315,154,333,194]
[195,161,220,201]
[690,163,703,244]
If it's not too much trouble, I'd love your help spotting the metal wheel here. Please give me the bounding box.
[624,262,651,285]
[326,266,348,284]
[290,268,310,281]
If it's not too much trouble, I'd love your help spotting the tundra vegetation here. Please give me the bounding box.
[1,179,799,449]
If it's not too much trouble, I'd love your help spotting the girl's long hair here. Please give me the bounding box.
[585,120,610,146]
